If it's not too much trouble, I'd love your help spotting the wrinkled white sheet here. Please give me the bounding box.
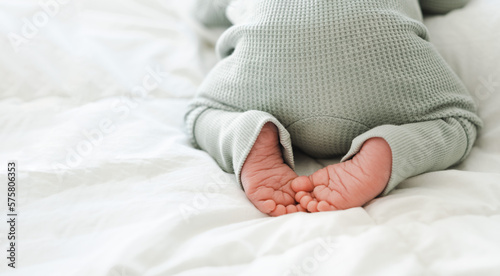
[0,0,499,275]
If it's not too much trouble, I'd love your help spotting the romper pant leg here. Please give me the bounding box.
[185,106,295,188]
[342,117,478,195]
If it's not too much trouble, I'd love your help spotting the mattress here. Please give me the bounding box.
[0,0,499,275]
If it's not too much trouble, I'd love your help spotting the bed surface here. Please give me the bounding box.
[1,0,500,275]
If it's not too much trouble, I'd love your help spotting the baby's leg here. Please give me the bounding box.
[293,117,477,212]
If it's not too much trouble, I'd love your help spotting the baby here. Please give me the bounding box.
[186,0,481,216]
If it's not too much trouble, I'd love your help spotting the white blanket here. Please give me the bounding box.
[1,0,499,275]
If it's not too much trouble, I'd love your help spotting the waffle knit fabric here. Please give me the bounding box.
[185,0,481,196]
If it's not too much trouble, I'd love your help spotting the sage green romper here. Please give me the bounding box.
[185,0,481,195]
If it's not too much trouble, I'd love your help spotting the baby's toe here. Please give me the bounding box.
[269,204,287,216]
[317,201,335,212]
[299,195,313,209]
[295,191,309,202]
[286,205,298,214]
[291,176,314,192]
[296,205,307,212]
[306,200,319,212]
[260,199,277,214]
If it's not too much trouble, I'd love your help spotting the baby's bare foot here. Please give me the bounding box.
[292,138,392,212]
[241,123,306,216]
